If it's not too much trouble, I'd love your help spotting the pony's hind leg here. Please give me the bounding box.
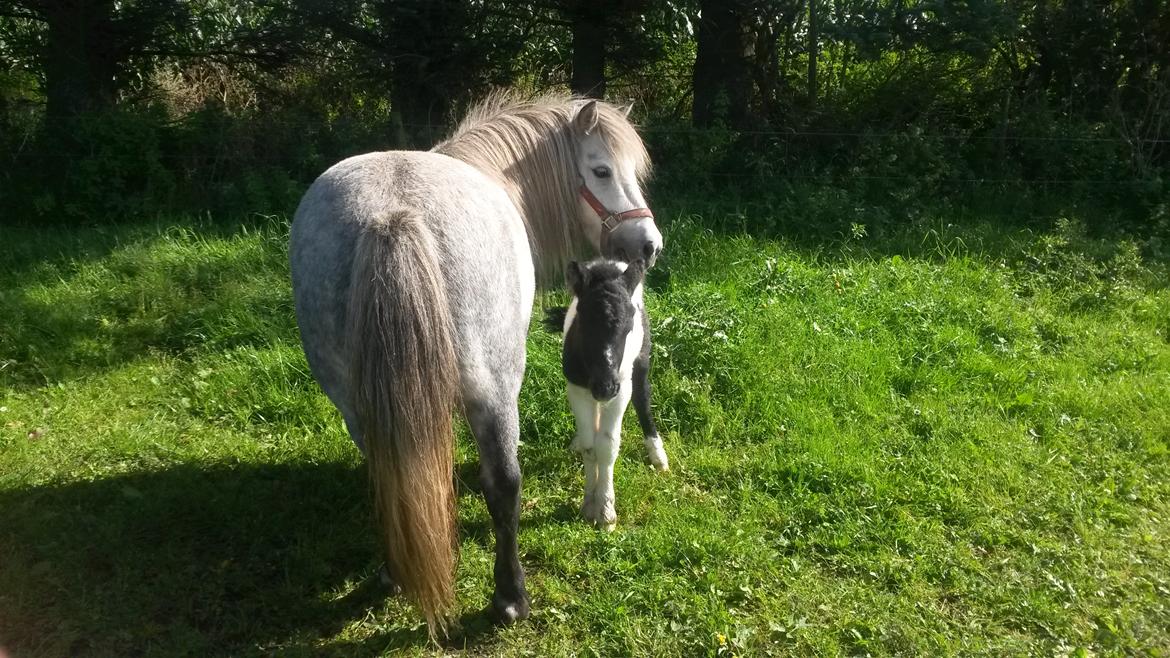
[465,395,530,624]
[633,355,668,471]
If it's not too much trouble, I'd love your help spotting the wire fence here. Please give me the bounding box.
[4,155,1153,187]
[3,115,1165,189]
[4,109,1167,144]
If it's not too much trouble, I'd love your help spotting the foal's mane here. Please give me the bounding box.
[434,92,650,284]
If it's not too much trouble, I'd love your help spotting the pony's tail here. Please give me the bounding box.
[347,210,459,634]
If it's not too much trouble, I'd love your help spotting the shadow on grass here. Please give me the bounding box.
[0,460,518,656]
[0,219,297,391]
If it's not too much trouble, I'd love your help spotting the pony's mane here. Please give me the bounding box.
[434,91,650,284]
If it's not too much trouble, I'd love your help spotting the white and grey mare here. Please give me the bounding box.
[288,94,662,631]
[550,259,669,531]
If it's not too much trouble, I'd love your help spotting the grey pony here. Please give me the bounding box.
[288,93,661,631]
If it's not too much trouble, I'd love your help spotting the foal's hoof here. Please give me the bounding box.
[378,565,403,596]
[645,436,670,471]
[580,493,597,519]
[582,499,617,531]
[489,593,531,625]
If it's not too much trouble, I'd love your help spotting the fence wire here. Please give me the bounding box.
[3,116,1165,188]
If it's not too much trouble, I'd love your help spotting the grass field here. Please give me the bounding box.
[1,204,1168,656]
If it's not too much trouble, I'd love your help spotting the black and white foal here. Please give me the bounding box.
[554,259,668,531]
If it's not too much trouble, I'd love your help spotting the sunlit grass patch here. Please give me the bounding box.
[1,211,1167,655]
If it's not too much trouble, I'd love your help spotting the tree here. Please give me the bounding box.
[692,0,756,128]
[562,0,671,100]
[806,0,817,109]
[569,0,607,97]
[5,0,180,116]
[1,0,306,118]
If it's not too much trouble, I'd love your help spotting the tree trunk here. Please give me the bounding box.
[807,0,818,109]
[692,0,755,128]
[41,0,120,118]
[571,3,606,98]
[380,0,471,147]
[388,57,451,148]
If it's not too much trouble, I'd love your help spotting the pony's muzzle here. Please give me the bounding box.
[607,218,663,267]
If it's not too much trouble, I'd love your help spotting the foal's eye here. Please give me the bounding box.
[591,166,612,179]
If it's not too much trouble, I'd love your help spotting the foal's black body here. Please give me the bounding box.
[549,259,668,528]
[545,260,660,456]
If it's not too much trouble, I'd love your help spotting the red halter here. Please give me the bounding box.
[579,183,654,252]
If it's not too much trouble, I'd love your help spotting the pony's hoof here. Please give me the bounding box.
[490,594,531,625]
[599,513,617,531]
[378,565,403,596]
[645,436,669,471]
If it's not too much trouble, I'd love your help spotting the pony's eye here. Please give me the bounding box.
[592,166,612,179]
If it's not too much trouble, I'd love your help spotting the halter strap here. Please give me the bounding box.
[578,183,654,253]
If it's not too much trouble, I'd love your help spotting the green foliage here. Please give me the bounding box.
[8,109,177,220]
[1,0,1167,227]
[0,81,404,222]
[1,204,1168,655]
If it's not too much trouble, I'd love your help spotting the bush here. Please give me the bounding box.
[4,108,176,222]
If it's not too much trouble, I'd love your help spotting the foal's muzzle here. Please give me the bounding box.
[590,378,620,402]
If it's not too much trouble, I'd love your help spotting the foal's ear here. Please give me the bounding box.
[619,101,635,118]
[574,100,599,136]
[622,259,646,294]
[566,261,587,295]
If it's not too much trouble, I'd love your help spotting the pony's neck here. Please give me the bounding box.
[435,109,586,284]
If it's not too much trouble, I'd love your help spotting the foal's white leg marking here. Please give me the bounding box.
[590,381,632,531]
[567,384,596,453]
[644,434,669,471]
[581,448,599,519]
[625,282,667,470]
[567,384,600,516]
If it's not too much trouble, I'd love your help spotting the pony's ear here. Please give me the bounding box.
[622,259,646,294]
[620,101,634,118]
[574,100,599,136]
[566,261,587,295]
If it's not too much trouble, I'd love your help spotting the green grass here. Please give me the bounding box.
[1,208,1168,656]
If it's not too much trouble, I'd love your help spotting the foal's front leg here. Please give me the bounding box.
[567,385,599,517]
[589,384,632,531]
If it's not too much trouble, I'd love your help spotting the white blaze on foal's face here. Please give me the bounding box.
[564,260,645,402]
